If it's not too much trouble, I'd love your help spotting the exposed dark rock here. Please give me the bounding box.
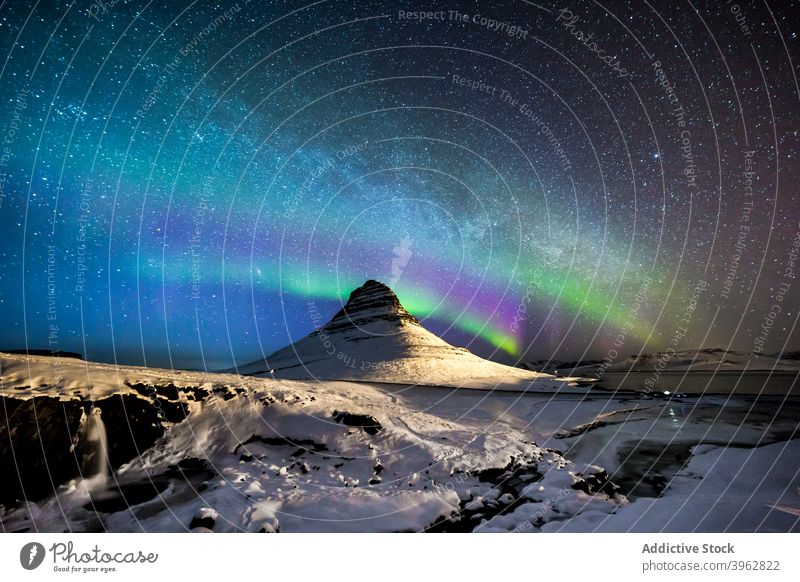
[572,469,622,497]
[233,434,328,455]
[188,386,211,401]
[126,382,182,401]
[0,396,85,507]
[322,280,419,333]
[216,386,245,401]
[331,410,383,435]
[427,453,624,532]
[189,515,215,530]
[166,457,209,474]
[615,441,692,498]
[0,393,171,508]
[426,456,543,532]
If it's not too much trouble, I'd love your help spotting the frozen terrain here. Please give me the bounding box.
[1,351,798,532]
[1,283,797,532]
[526,348,800,396]
[560,348,800,375]
[0,352,622,532]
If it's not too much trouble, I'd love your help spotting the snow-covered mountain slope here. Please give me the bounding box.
[238,280,578,391]
[0,352,622,532]
[567,348,800,376]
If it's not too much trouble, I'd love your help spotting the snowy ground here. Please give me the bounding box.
[1,353,798,532]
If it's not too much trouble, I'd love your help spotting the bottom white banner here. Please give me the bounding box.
[1,533,798,581]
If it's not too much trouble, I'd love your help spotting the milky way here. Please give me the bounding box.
[0,1,798,370]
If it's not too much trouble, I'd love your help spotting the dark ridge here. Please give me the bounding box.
[320,279,419,333]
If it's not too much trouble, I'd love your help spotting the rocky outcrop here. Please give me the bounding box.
[0,386,199,509]
[321,279,419,332]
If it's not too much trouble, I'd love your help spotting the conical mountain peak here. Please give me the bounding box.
[238,278,553,389]
[324,280,419,332]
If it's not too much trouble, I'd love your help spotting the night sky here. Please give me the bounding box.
[0,0,798,371]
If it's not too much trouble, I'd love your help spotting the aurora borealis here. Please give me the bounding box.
[0,1,798,370]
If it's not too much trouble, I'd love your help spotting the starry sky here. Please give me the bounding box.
[0,0,798,370]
